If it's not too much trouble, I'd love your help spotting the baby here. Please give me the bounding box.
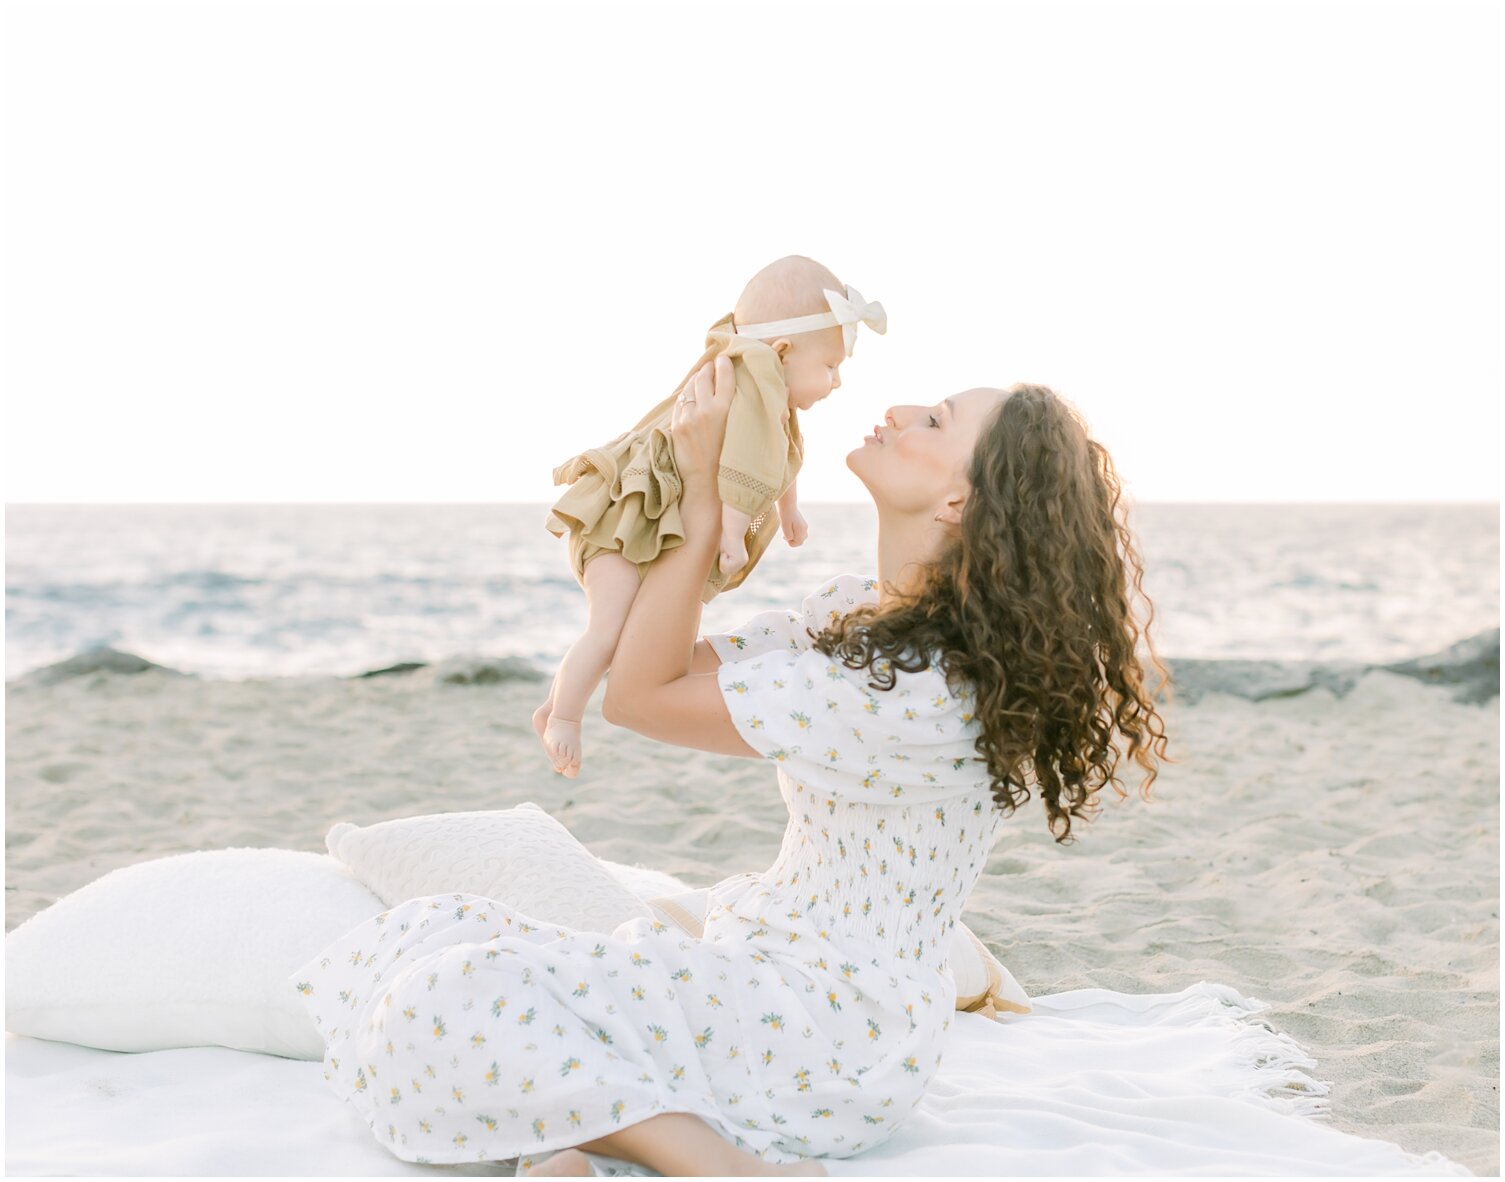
[535,254,886,777]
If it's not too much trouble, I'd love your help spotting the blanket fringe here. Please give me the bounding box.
[1173,980,1333,1121]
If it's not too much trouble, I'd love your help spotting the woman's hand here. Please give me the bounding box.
[670,354,735,516]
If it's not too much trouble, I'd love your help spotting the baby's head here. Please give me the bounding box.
[733,255,852,412]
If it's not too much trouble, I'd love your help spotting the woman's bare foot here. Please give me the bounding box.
[519,1148,592,1176]
[543,715,583,778]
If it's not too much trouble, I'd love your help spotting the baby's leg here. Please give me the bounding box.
[539,553,640,778]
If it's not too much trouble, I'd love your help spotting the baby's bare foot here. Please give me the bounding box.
[719,544,748,578]
[531,701,552,745]
[543,716,583,778]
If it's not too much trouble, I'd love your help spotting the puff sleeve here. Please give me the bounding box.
[715,584,986,805]
[704,573,880,663]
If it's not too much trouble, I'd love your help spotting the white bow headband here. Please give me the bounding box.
[733,284,887,358]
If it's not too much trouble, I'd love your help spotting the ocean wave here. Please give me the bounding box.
[12,631,1498,703]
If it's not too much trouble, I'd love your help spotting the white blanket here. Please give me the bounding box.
[6,982,1468,1176]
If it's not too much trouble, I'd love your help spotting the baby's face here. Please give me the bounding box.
[779,325,847,413]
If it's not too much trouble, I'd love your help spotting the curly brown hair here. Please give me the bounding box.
[812,384,1171,843]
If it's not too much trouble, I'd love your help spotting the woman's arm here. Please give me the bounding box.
[602,356,760,759]
[688,639,723,675]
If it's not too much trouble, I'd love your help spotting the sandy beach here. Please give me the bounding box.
[5,659,1498,1174]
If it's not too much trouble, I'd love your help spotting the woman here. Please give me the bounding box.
[293,357,1167,1177]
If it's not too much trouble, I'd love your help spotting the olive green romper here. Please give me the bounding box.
[544,314,804,604]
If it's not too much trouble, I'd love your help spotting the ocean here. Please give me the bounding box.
[4,502,1498,681]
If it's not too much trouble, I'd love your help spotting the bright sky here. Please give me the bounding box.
[3,0,1499,503]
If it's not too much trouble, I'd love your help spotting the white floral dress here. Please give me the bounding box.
[290,573,1005,1168]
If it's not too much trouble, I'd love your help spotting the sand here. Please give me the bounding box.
[4,664,1498,1174]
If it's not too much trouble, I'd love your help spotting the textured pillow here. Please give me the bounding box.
[4,849,384,1059]
[323,802,655,934]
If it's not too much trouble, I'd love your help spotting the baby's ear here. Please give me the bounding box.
[769,338,794,360]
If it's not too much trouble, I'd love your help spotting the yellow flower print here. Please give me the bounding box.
[560,1057,582,1076]
[388,1086,401,1104]
[431,1018,446,1039]
[647,1023,668,1043]
[516,1007,536,1025]
[866,1018,882,1040]
[471,1032,486,1048]
[520,1077,535,1094]
[531,1118,546,1141]
[490,996,506,1017]
[353,1068,367,1091]
[794,1068,812,1092]
[452,1085,465,1102]
[453,1130,469,1148]
[693,1027,713,1048]
[568,1109,583,1127]
[727,679,749,694]
[629,952,652,968]
[863,1114,886,1125]
[839,962,858,978]
[476,1114,498,1132]
[610,1100,627,1123]
[295,981,312,995]
[706,993,723,1008]
[827,1057,841,1074]
[593,1025,614,1045]
[572,980,590,998]
[902,1056,919,1074]
[671,1065,686,1081]
[631,985,646,1001]
[484,1062,499,1086]
[812,1108,833,1119]
[761,1013,784,1032]
[418,1119,431,1133]
[671,967,692,982]
[762,1049,775,1065]
[826,989,842,1013]
[935,806,947,826]
[790,710,811,729]
[425,973,438,991]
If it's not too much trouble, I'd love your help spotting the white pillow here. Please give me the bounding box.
[323,802,655,934]
[4,849,384,1059]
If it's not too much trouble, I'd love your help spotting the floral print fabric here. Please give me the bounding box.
[292,573,1004,1168]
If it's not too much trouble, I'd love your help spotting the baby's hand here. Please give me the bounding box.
[781,505,809,548]
[719,531,749,579]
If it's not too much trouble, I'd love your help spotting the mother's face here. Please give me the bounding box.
[846,387,1009,518]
